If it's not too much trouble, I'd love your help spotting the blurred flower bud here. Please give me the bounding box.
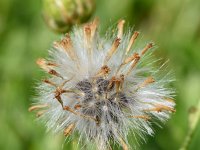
[42,0,95,33]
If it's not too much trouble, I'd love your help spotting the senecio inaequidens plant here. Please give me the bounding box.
[29,18,176,150]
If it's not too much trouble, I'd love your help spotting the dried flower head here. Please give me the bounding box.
[30,18,176,150]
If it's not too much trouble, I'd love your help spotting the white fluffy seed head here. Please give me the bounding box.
[30,18,176,150]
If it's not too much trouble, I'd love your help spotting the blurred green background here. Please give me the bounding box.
[0,0,200,150]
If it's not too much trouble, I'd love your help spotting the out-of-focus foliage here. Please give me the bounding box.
[0,0,200,150]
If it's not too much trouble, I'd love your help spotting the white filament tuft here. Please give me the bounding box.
[30,19,176,150]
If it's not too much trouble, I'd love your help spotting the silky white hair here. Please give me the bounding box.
[29,18,175,150]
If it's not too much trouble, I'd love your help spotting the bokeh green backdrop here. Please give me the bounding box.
[0,0,200,150]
